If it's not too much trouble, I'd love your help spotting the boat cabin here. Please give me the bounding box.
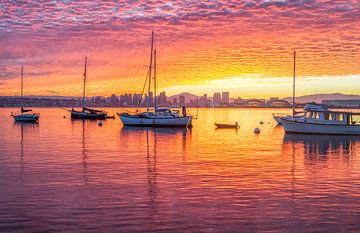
[301,103,360,125]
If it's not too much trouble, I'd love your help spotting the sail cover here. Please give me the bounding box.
[21,107,32,113]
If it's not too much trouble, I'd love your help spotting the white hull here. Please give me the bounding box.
[13,114,39,122]
[273,116,283,125]
[119,114,192,128]
[282,118,360,135]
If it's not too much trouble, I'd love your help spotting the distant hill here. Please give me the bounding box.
[168,92,200,102]
[283,93,360,103]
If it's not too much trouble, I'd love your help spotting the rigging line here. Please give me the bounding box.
[136,67,151,112]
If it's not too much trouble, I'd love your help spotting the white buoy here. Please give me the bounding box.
[254,127,260,134]
[259,121,264,125]
[98,121,103,126]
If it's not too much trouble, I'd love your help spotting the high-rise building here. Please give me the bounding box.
[179,95,185,106]
[173,97,178,105]
[199,94,208,107]
[222,91,229,104]
[213,92,221,105]
[159,91,167,105]
[132,94,142,106]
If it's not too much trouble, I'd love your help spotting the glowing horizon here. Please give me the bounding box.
[1,0,359,98]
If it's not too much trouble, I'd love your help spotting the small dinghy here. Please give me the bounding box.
[215,122,239,129]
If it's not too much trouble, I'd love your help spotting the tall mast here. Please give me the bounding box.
[82,56,87,109]
[154,49,157,109]
[21,66,23,99]
[147,31,154,111]
[292,51,296,115]
[21,66,23,110]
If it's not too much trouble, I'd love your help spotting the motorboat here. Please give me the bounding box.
[281,103,360,135]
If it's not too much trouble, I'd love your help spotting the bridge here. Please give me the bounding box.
[266,99,291,107]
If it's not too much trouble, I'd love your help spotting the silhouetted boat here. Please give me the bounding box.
[71,57,108,120]
[11,66,40,123]
[117,32,192,128]
[215,122,239,129]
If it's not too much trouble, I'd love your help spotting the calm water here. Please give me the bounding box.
[0,108,360,232]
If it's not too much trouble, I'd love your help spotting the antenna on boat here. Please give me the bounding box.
[147,31,154,111]
[82,56,87,109]
[292,50,296,116]
[154,49,157,109]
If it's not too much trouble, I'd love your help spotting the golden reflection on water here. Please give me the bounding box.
[1,108,360,232]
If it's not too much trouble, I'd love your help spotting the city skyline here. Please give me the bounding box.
[0,1,359,98]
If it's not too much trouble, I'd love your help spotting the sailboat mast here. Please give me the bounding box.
[147,31,154,111]
[20,66,23,111]
[154,49,157,109]
[21,66,23,99]
[292,51,296,115]
[82,56,87,109]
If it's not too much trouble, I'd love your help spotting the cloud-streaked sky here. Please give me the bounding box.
[1,0,359,98]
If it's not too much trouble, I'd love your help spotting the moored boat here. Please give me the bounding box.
[272,51,297,125]
[11,66,40,123]
[281,103,360,135]
[215,122,239,129]
[71,57,109,120]
[117,32,192,128]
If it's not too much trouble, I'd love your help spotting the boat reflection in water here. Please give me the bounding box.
[12,122,40,185]
[120,126,190,231]
[283,133,359,157]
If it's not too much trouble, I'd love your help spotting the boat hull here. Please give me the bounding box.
[273,116,283,125]
[118,114,192,128]
[282,118,360,135]
[13,114,39,123]
[71,111,106,120]
[215,123,239,129]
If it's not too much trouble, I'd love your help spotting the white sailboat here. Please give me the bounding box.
[11,66,40,123]
[273,51,298,125]
[117,32,192,128]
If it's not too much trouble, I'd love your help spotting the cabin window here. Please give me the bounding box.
[338,114,344,122]
[325,113,331,121]
[311,112,319,119]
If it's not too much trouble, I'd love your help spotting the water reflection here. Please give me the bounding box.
[146,129,158,231]
[283,133,359,157]
[12,122,39,185]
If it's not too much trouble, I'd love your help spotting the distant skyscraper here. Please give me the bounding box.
[159,91,166,105]
[173,97,178,105]
[179,95,185,106]
[132,94,142,106]
[222,91,229,104]
[149,92,154,106]
[213,92,221,105]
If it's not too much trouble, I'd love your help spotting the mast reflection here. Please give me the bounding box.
[13,122,39,185]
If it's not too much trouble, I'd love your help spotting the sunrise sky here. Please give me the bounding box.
[0,0,359,98]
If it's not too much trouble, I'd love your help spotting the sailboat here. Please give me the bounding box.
[273,51,301,125]
[117,32,192,128]
[71,57,108,120]
[11,66,40,123]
